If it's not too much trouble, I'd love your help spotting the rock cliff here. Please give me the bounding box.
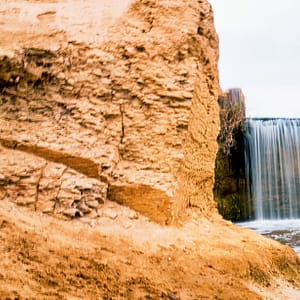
[0,0,220,224]
[214,89,248,221]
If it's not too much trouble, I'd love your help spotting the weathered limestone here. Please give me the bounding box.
[0,146,107,217]
[0,0,220,223]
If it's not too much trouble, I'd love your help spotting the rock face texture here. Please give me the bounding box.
[214,89,248,221]
[0,0,220,224]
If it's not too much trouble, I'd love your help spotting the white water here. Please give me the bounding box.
[237,220,300,256]
[243,119,300,255]
[245,118,300,219]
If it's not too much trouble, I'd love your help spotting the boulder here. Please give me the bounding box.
[0,0,220,224]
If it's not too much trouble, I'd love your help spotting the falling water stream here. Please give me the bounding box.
[238,118,300,255]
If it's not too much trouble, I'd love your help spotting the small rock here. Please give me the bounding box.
[77,203,92,214]
[67,78,75,85]
[86,210,99,219]
[91,70,102,77]
[57,72,65,80]
[101,77,111,85]
[63,208,82,218]
[86,200,100,208]
[158,90,193,100]
[57,56,64,64]
[95,196,105,204]
[74,179,93,191]
[9,176,20,183]
[102,208,118,220]
[128,211,139,220]
[86,58,94,64]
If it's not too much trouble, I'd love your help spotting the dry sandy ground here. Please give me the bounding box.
[0,199,299,299]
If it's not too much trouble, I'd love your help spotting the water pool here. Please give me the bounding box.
[236,219,300,256]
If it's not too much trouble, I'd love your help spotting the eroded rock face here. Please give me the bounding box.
[0,0,220,223]
[214,89,248,221]
[0,146,107,218]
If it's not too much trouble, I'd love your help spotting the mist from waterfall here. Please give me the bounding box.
[245,118,300,220]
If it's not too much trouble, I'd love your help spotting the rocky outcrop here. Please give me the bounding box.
[0,146,107,218]
[214,89,248,221]
[0,0,220,224]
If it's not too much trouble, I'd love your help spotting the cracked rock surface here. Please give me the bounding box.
[0,146,107,218]
[0,0,220,223]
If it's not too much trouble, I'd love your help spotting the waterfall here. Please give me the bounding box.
[245,118,300,220]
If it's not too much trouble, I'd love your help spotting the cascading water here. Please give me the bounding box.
[245,118,300,220]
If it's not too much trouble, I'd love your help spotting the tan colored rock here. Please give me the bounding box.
[63,208,82,218]
[0,146,107,216]
[101,208,118,220]
[0,0,220,224]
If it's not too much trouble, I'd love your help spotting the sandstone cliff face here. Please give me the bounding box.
[0,0,220,223]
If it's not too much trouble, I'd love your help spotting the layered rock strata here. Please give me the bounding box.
[0,0,220,223]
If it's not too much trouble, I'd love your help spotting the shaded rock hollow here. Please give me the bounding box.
[0,0,220,224]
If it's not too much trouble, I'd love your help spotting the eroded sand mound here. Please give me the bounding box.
[0,200,299,299]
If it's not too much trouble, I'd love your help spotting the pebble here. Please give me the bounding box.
[102,208,118,220]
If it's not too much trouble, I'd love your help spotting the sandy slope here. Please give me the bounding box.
[0,199,299,299]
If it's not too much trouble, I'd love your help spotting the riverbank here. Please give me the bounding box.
[237,220,300,256]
